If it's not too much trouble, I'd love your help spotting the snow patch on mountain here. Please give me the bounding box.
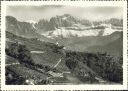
[100,24,122,36]
[26,20,37,24]
[26,20,37,30]
[41,27,102,38]
[103,27,122,36]
[52,27,101,37]
[41,23,123,38]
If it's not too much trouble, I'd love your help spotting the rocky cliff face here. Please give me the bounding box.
[6,16,37,38]
[34,14,123,38]
[35,14,92,32]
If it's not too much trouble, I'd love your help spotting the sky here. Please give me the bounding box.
[6,5,123,22]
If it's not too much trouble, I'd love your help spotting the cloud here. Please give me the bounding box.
[6,5,123,22]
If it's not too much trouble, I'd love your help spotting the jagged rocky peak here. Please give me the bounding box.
[35,19,53,31]
[109,18,123,27]
[36,14,92,31]
[35,14,79,31]
[49,14,78,28]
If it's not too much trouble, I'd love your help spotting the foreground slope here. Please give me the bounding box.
[6,31,123,84]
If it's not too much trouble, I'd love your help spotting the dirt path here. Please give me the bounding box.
[31,51,45,54]
[6,63,20,66]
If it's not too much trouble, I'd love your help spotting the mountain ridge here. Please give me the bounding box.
[6,15,123,38]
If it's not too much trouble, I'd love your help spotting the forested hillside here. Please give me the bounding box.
[6,40,123,84]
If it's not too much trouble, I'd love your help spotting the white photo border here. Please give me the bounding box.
[1,1,127,90]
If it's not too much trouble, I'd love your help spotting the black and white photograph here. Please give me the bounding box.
[1,1,127,90]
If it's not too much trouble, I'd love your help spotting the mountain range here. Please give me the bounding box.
[35,14,123,38]
[6,14,123,56]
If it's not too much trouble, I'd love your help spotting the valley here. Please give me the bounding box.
[5,15,123,85]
